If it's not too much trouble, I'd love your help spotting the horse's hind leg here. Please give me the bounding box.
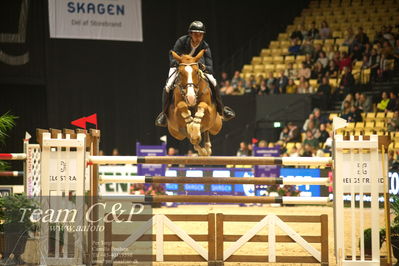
[203,131,212,155]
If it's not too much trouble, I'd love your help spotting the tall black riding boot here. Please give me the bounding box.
[155,89,170,127]
[209,82,236,121]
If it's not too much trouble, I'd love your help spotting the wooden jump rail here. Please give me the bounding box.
[0,171,24,177]
[89,155,332,166]
[103,213,328,266]
[100,194,330,205]
[0,153,27,160]
[99,176,330,186]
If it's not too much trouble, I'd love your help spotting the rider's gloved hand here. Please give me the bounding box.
[199,63,206,72]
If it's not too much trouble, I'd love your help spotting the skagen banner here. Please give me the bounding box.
[48,0,143,41]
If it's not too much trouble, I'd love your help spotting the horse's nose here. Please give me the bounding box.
[187,94,196,106]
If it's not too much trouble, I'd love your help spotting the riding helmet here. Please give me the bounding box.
[188,21,206,33]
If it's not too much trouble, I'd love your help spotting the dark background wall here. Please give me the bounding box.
[0,0,309,156]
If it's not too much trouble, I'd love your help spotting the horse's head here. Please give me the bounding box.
[171,49,206,107]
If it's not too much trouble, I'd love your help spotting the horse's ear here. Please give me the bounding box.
[194,49,206,62]
[171,51,182,62]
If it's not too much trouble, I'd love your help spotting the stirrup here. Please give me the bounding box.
[155,112,168,127]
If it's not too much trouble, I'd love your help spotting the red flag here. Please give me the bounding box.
[252,138,258,144]
[71,117,87,129]
[86,113,98,128]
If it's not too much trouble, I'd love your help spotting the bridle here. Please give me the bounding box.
[176,62,204,103]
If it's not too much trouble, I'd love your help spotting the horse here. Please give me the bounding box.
[166,49,222,156]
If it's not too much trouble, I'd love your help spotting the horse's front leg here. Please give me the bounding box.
[190,102,209,143]
[176,101,194,137]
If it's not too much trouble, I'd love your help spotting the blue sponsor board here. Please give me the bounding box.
[253,147,280,177]
[280,168,321,197]
[136,142,166,176]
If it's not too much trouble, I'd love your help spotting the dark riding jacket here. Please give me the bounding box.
[169,35,213,74]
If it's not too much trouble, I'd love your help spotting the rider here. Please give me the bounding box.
[155,20,236,127]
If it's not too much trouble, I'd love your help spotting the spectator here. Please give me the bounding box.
[284,62,298,80]
[339,52,352,72]
[299,23,309,40]
[303,113,315,132]
[369,48,381,81]
[319,21,331,40]
[338,66,355,97]
[326,60,339,79]
[354,92,361,108]
[258,140,268,147]
[287,122,301,142]
[303,130,320,149]
[167,147,178,156]
[351,43,363,62]
[358,93,373,112]
[308,21,320,40]
[340,100,352,120]
[387,110,399,132]
[258,79,268,95]
[112,148,120,156]
[220,72,229,87]
[232,80,245,95]
[361,55,371,69]
[298,62,311,80]
[279,126,290,142]
[313,107,326,126]
[277,70,289,94]
[288,39,302,55]
[377,91,390,112]
[363,42,372,57]
[256,74,265,87]
[301,143,314,157]
[343,27,355,47]
[312,61,325,81]
[332,51,341,66]
[290,24,304,42]
[312,43,323,63]
[301,39,315,55]
[231,70,245,88]
[341,94,354,111]
[308,120,321,139]
[289,146,300,157]
[317,76,331,96]
[317,51,329,69]
[387,91,398,112]
[286,78,298,94]
[324,131,333,152]
[245,79,257,94]
[383,26,395,47]
[236,142,249,156]
[354,27,369,46]
[220,80,234,95]
[318,123,329,143]
[304,53,314,68]
[247,144,253,156]
[381,40,394,58]
[297,77,312,94]
[269,82,279,95]
[325,43,335,61]
[266,72,277,93]
[347,105,363,122]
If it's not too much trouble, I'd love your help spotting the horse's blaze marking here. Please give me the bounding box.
[184,65,196,106]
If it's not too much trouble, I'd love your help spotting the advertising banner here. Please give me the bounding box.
[48,0,143,41]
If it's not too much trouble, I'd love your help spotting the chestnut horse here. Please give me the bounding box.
[167,49,222,156]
